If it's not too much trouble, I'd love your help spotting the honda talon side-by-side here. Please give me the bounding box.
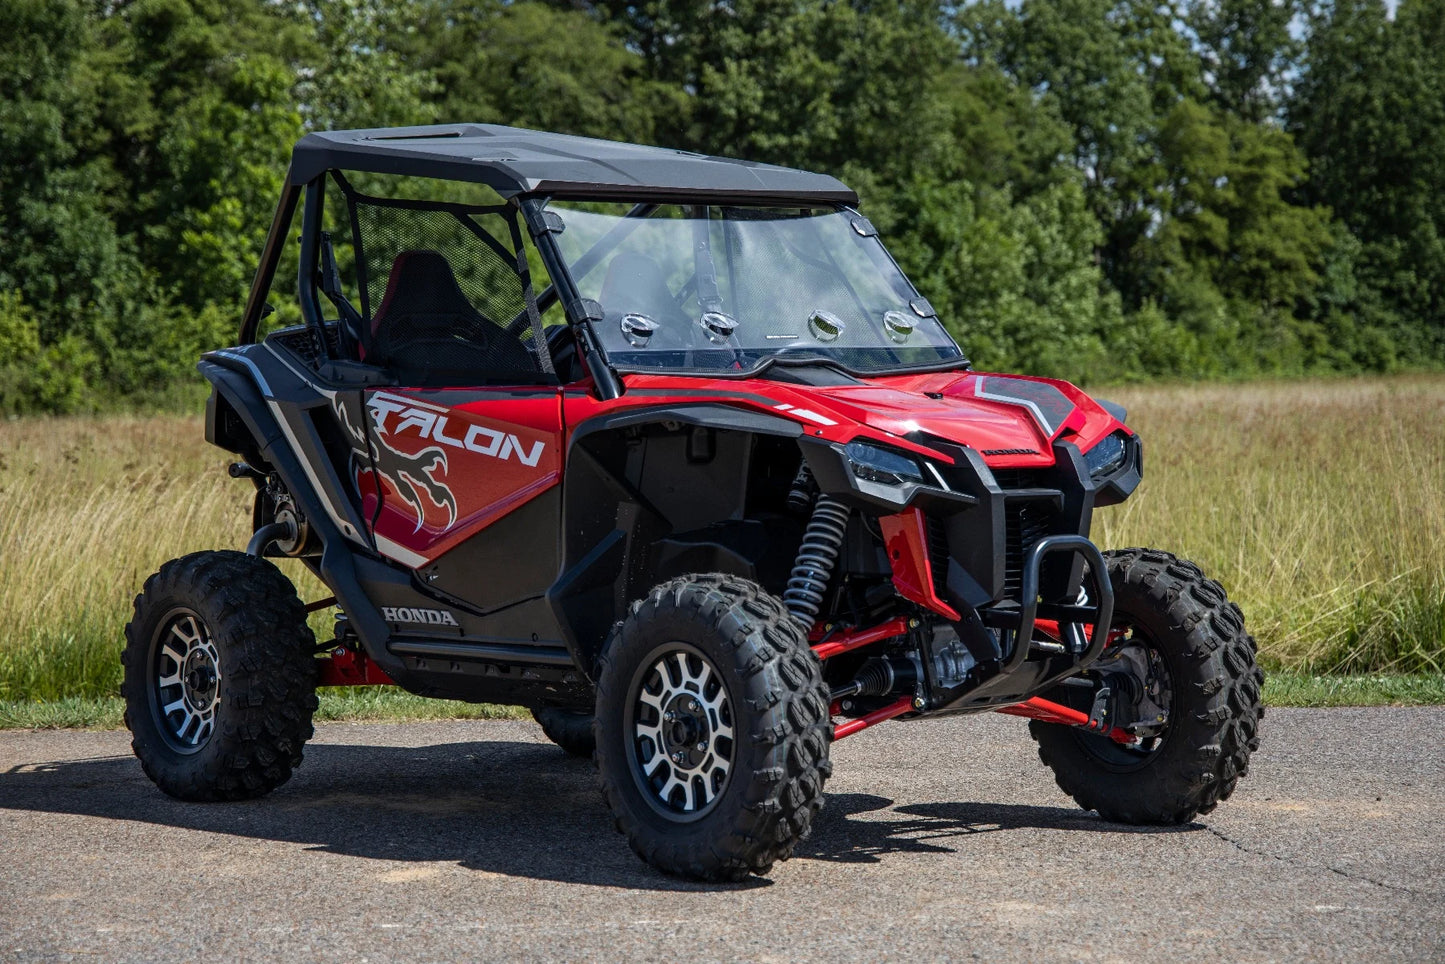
[124,124,1263,881]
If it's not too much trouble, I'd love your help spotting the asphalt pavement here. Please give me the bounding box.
[1,707,1441,963]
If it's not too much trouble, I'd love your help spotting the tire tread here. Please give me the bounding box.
[122,551,318,802]
[1031,548,1263,824]
[594,573,831,881]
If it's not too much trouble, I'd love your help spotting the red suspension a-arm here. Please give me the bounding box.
[832,695,915,740]
[812,617,911,661]
[996,696,1136,745]
[811,617,1136,745]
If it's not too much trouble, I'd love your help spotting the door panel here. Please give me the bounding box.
[353,387,564,569]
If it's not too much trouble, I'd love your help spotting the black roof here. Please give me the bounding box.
[289,124,859,205]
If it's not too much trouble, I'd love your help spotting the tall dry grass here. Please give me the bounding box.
[1099,376,1445,674]
[0,416,323,699]
[1,375,1443,702]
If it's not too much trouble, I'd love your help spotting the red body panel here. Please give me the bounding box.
[359,388,564,566]
[877,508,961,621]
[360,368,1125,575]
[565,369,1125,468]
[568,369,1124,621]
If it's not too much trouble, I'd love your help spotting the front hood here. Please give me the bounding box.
[778,370,1123,466]
[615,369,1128,468]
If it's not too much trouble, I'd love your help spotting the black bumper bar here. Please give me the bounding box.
[1012,534,1114,671]
[939,534,1115,710]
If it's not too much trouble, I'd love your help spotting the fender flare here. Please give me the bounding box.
[198,358,403,679]
[547,403,804,677]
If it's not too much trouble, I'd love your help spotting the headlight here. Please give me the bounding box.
[1083,431,1129,480]
[845,440,924,486]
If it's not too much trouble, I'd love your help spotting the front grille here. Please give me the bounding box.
[1004,503,1056,597]
[991,468,1048,490]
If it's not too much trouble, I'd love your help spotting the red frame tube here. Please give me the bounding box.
[996,696,1136,745]
[832,695,915,740]
[316,646,395,687]
[812,617,910,661]
[1034,618,1126,647]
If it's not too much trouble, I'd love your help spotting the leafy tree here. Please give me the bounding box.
[1292,0,1445,354]
[388,0,680,142]
[3,0,1445,412]
[1190,0,1304,122]
[962,0,1207,305]
[1150,100,1331,321]
[301,0,440,131]
[890,177,1125,381]
[0,0,134,345]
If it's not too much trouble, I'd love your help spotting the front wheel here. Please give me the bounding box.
[122,551,319,801]
[1031,548,1264,824]
[594,574,832,881]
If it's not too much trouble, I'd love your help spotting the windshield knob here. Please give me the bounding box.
[620,313,659,347]
[698,310,738,344]
[883,310,916,344]
[808,309,846,343]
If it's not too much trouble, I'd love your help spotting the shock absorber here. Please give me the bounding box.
[784,495,850,628]
[786,463,816,516]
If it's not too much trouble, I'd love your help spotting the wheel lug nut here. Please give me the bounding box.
[664,710,675,721]
[671,752,684,763]
[688,699,699,711]
[695,741,706,751]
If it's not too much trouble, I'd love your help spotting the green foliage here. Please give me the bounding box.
[1292,0,1445,361]
[1189,0,1303,122]
[392,0,683,143]
[0,0,1441,409]
[301,0,440,131]
[890,178,1124,382]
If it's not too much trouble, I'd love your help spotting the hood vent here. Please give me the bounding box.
[974,376,1075,436]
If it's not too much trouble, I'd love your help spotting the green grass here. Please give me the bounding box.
[1,675,1438,730]
[1259,673,1445,708]
[1098,376,1445,676]
[0,688,530,731]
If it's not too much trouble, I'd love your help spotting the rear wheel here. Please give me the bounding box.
[122,551,319,801]
[1031,548,1263,824]
[594,574,832,881]
[531,706,595,758]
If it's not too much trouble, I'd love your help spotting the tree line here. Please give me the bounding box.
[1,0,1441,412]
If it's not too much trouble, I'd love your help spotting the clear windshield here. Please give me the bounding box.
[546,202,966,375]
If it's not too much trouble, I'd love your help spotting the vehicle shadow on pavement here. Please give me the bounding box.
[799,792,1197,864]
[0,740,1195,887]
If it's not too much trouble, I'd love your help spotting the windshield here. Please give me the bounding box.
[546,202,966,376]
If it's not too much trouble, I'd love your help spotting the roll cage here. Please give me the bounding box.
[238,124,965,398]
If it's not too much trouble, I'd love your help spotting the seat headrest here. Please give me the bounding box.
[372,249,474,334]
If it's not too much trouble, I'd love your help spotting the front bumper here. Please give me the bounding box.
[936,533,1116,710]
[888,439,1125,710]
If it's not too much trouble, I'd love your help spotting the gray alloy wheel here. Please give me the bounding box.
[148,609,223,753]
[625,642,736,820]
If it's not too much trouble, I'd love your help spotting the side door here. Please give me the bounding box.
[354,386,565,610]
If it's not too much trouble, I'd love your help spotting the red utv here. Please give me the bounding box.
[124,124,1263,881]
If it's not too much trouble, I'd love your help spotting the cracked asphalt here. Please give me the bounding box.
[1,707,1441,963]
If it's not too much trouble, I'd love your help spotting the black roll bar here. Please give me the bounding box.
[239,175,303,345]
